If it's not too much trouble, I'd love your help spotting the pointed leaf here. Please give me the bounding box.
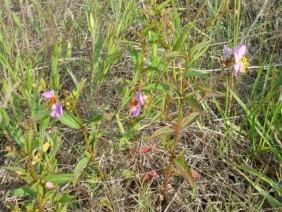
[174,156,194,187]
[8,187,34,197]
[184,98,203,112]
[164,51,185,58]
[2,166,26,174]
[145,127,174,141]
[58,112,81,129]
[59,194,75,204]
[0,108,10,123]
[73,157,90,185]
[45,174,74,183]
[181,112,200,129]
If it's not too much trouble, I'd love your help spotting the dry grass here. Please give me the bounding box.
[0,0,281,211]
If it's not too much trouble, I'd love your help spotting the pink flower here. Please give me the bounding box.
[130,92,144,118]
[132,104,142,117]
[233,45,246,76]
[41,90,63,118]
[50,103,63,118]
[135,92,144,105]
[223,44,248,76]
[41,90,55,99]
[233,45,246,62]
[45,181,54,189]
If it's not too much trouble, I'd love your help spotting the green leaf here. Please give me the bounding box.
[58,112,81,129]
[25,67,32,93]
[143,83,171,92]
[8,187,34,197]
[59,206,68,212]
[0,108,10,123]
[128,46,138,64]
[145,127,174,141]
[88,114,104,124]
[89,13,95,30]
[1,166,26,174]
[72,79,86,99]
[73,157,90,185]
[116,114,125,135]
[33,110,50,121]
[39,115,49,139]
[184,98,203,112]
[164,51,185,59]
[156,0,170,11]
[181,112,200,129]
[11,11,23,30]
[45,174,74,183]
[59,194,75,204]
[173,30,189,51]
[119,123,142,147]
[174,155,194,188]
[190,40,211,63]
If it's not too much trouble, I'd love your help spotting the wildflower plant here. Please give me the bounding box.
[116,1,212,197]
[1,0,282,211]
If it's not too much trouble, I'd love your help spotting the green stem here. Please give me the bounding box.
[73,107,117,211]
[73,107,105,180]
[162,64,184,196]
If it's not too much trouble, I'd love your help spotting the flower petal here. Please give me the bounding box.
[233,45,246,59]
[131,105,141,117]
[41,90,55,99]
[135,92,144,105]
[223,45,233,60]
[50,103,63,118]
[233,63,240,76]
[234,52,241,63]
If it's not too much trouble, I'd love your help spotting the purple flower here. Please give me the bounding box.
[132,104,142,117]
[130,92,144,118]
[233,45,246,76]
[135,92,144,105]
[223,44,248,77]
[45,181,54,189]
[41,90,55,98]
[41,90,63,118]
[50,103,63,117]
[233,45,246,62]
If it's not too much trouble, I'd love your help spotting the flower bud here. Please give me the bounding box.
[45,181,54,189]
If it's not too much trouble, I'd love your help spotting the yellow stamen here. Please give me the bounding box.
[240,56,248,72]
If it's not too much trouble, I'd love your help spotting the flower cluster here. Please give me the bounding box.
[41,90,63,118]
[223,45,248,76]
[130,92,144,117]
